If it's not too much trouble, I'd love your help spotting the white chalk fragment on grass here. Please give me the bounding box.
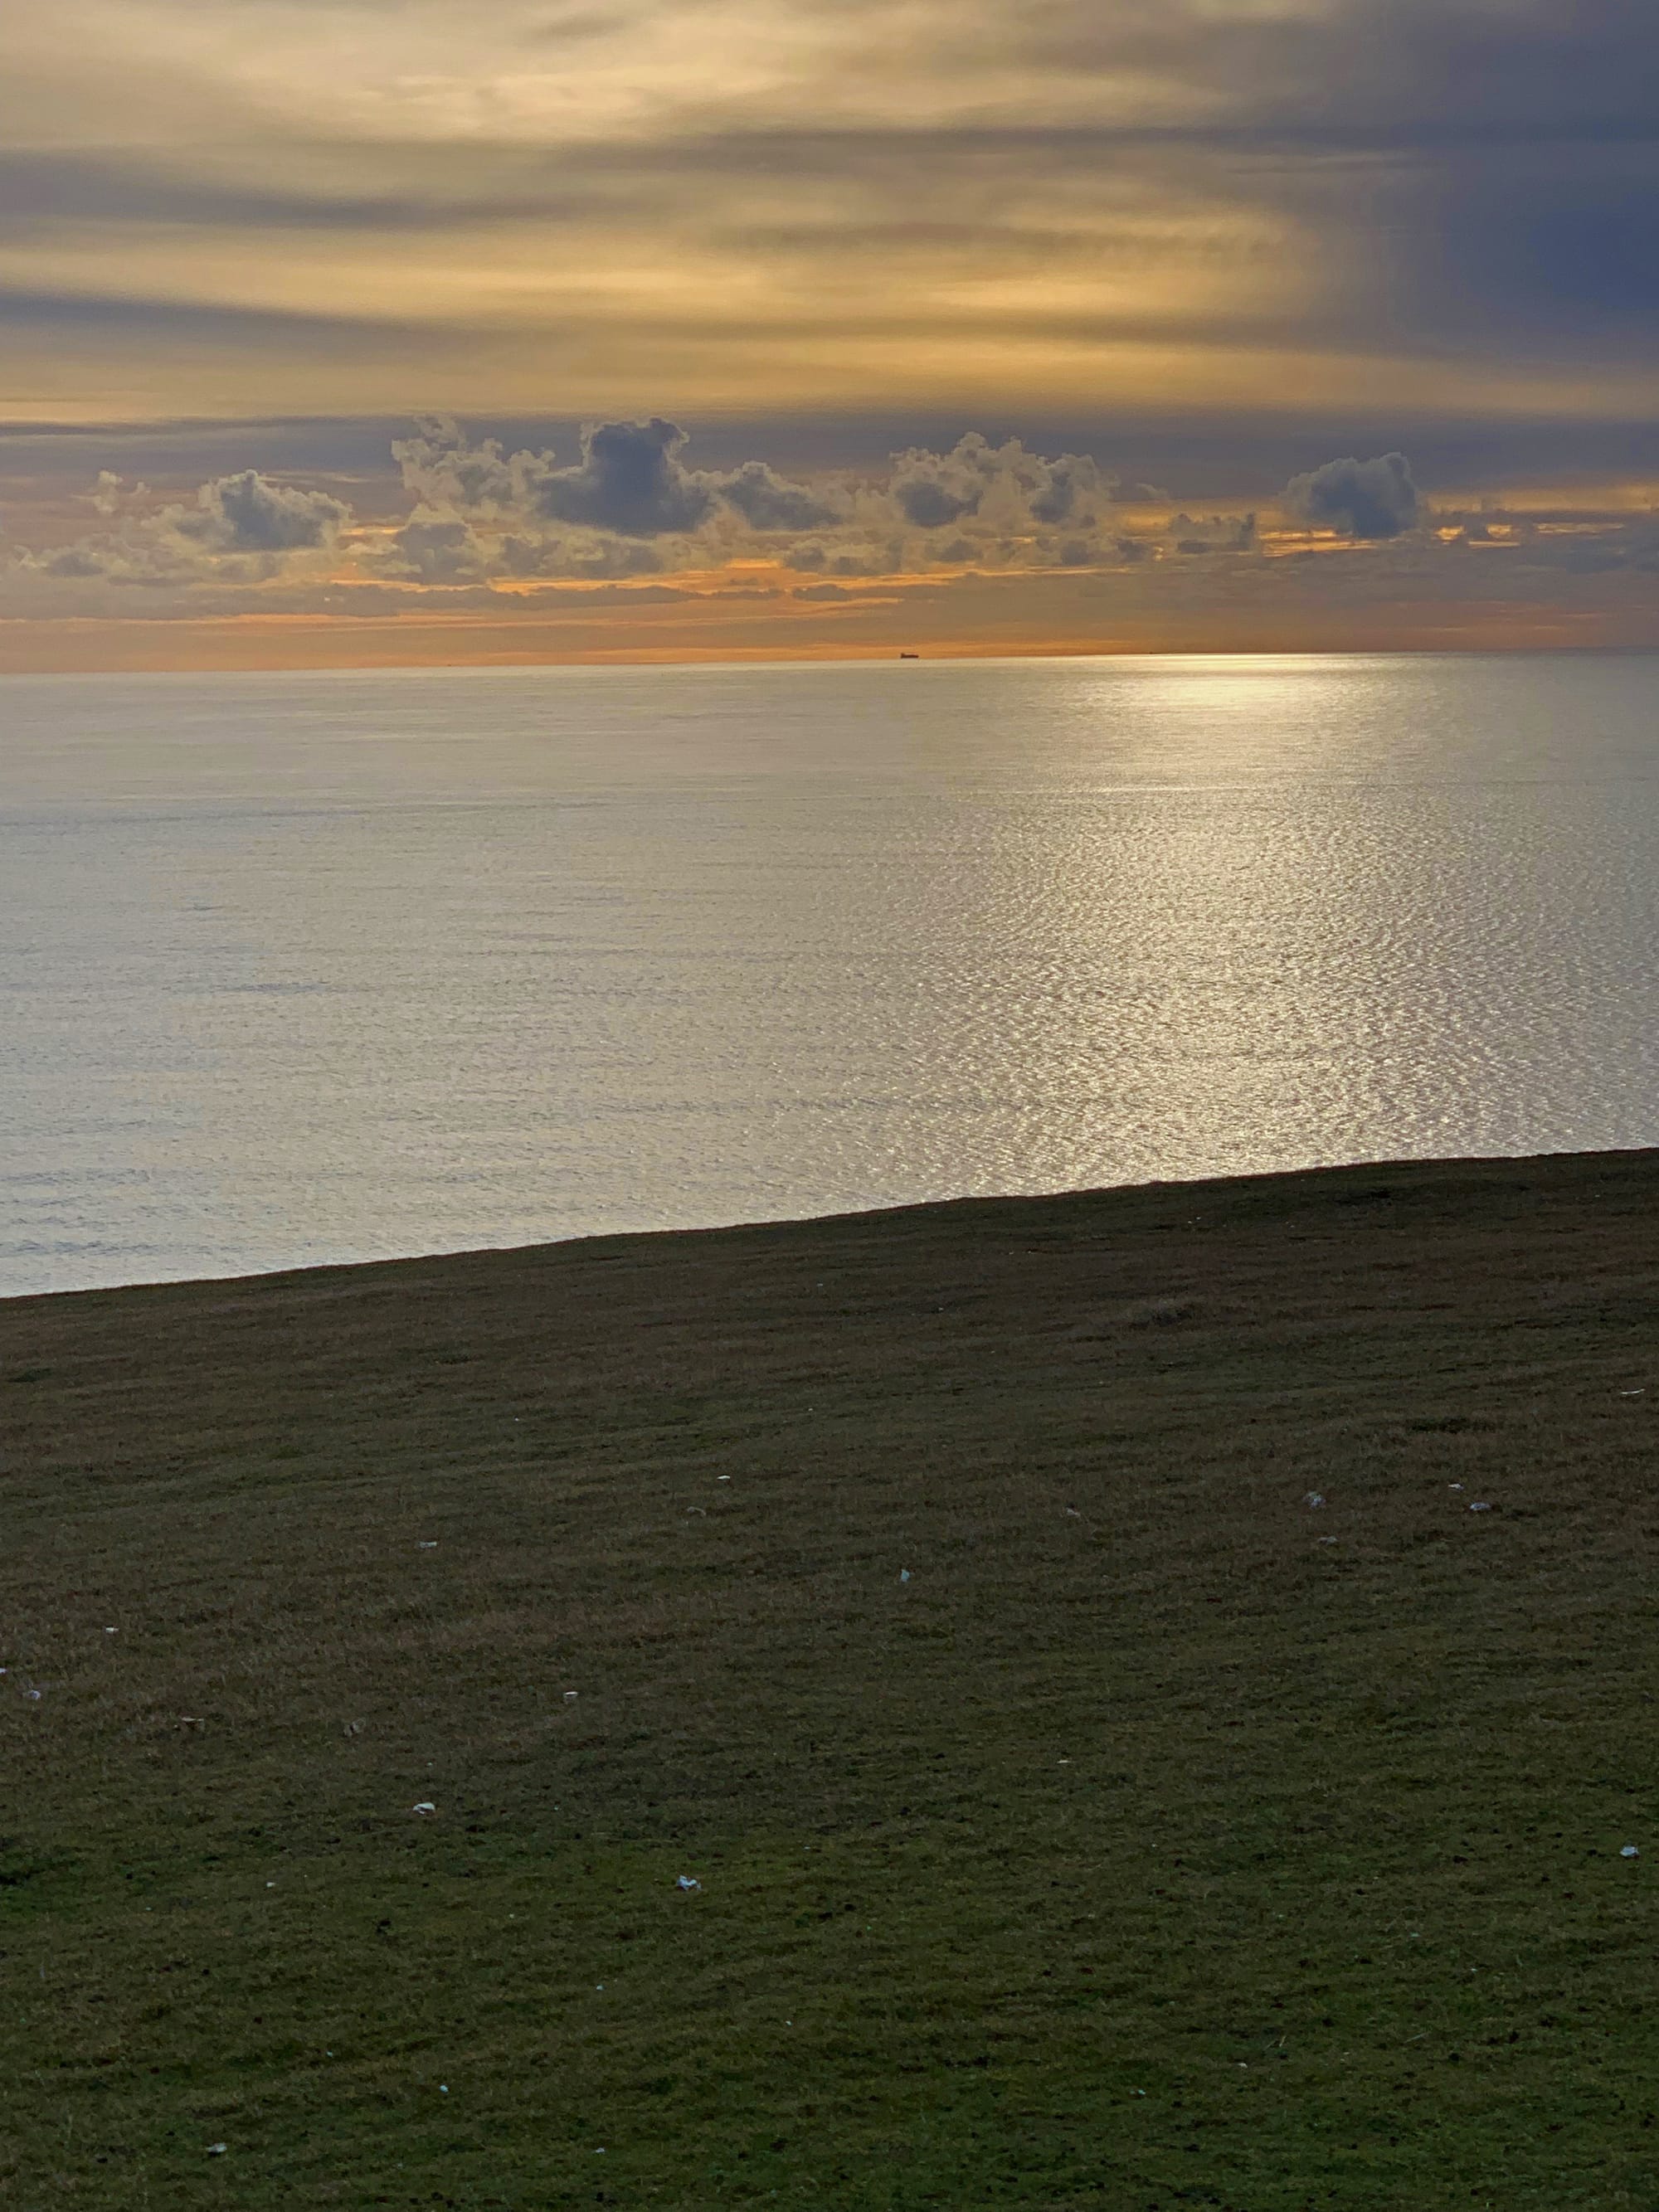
[1622,1845,1640,1858]
[411,1801,438,1816]
[677,1875,702,1892]
[1305,1493,1326,1509]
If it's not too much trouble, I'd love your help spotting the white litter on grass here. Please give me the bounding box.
[1621,1389,1645,1398]
[24,1689,41,1701]
[1065,1507,1081,1518]
[1317,1537,1338,1545]
[563,1691,579,1703]
[1470,1502,1492,1514]
[1450,1483,1464,1490]
[440,2085,449,2094]
[207,2144,226,2156]
[900,1569,912,1583]
[1622,1845,1640,1859]
[105,1627,117,1635]
[717,1474,731,1482]
[677,1876,702,1892]
[1305,1493,1326,1509]
[417,1541,438,1550]
[411,1801,438,1816]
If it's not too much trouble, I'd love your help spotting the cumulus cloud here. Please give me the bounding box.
[883,434,1124,547]
[382,515,489,584]
[173,469,350,554]
[525,416,714,537]
[716,459,843,532]
[392,415,838,542]
[12,468,352,585]
[1282,453,1420,541]
[390,419,523,515]
[86,469,135,516]
[368,420,1267,586]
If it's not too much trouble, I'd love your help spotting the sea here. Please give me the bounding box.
[2,653,1654,1297]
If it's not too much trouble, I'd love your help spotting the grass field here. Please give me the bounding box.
[2,1149,1656,2210]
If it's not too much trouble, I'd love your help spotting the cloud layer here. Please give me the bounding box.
[2,1,1656,424]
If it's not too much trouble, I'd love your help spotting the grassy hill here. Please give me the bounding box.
[2,1149,1656,2210]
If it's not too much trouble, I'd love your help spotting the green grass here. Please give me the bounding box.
[2,1149,1656,2209]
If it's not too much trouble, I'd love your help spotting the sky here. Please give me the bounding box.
[1,0,1655,668]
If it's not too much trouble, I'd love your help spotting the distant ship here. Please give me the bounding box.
[899,650,920,659]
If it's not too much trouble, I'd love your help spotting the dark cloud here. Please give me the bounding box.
[523,417,713,537]
[392,416,838,541]
[715,459,842,532]
[1028,454,1096,527]
[1421,150,1659,349]
[890,457,981,529]
[886,434,1109,534]
[175,470,350,554]
[1282,454,1419,541]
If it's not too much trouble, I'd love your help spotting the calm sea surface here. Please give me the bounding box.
[2,654,1654,1296]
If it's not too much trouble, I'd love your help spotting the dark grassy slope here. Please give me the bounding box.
[1,1151,1656,2212]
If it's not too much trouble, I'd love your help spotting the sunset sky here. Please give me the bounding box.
[2,0,1655,668]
